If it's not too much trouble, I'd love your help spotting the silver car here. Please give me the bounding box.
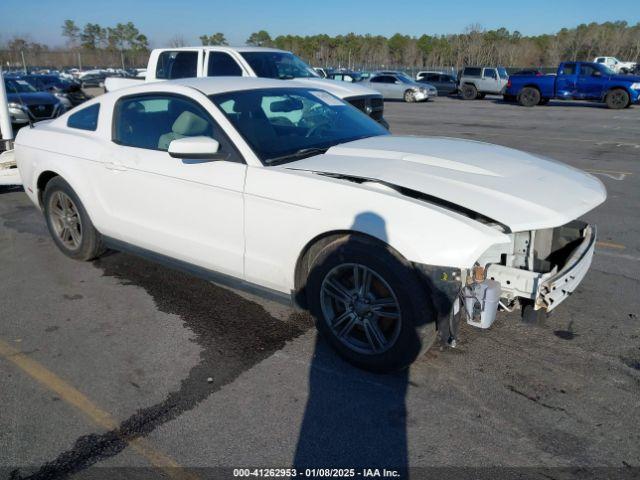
[362,72,437,102]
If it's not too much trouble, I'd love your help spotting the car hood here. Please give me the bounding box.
[7,92,59,105]
[292,77,382,99]
[284,136,606,232]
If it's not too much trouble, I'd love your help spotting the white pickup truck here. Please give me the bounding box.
[106,46,388,127]
[593,56,637,74]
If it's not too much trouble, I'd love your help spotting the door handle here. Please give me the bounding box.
[105,162,127,172]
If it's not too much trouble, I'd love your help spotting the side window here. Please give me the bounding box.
[207,52,242,77]
[561,63,576,75]
[155,51,198,80]
[67,104,100,131]
[579,65,596,77]
[370,76,383,83]
[484,69,497,79]
[113,94,242,162]
[463,67,482,77]
[426,74,439,81]
[114,95,217,151]
[381,76,396,84]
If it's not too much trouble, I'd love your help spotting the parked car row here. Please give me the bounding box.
[2,71,94,127]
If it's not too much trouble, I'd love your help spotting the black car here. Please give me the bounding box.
[3,77,64,126]
[21,75,89,107]
[416,72,458,95]
[79,73,107,88]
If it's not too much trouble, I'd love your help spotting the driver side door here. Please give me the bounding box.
[100,92,247,278]
[577,64,606,100]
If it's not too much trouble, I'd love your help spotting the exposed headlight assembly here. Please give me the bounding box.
[631,83,640,90]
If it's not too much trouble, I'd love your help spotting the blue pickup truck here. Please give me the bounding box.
[505,61,640,109]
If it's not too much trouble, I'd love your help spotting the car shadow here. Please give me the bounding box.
[294,212,428,477]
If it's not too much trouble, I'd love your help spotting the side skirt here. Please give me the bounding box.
[102,236,294,307]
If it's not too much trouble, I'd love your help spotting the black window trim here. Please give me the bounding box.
[67,103,100,132]
[110,91,246,164]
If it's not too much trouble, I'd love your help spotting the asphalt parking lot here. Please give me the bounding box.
[1,95,639,479]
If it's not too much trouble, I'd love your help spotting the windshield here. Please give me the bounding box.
[210,88,388,165]
[4,78,38,93]
[498,67,509,79]
[395,72,413,83]
[240,52,319,79]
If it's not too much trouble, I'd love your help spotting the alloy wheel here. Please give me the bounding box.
[320,263,402,355]
[48,191,83,250]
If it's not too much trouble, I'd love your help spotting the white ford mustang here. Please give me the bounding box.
[14,77,606,372]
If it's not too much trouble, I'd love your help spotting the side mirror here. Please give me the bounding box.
[168,136,221,160]
[394,80,401,85]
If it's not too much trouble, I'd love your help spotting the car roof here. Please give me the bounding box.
[115,76,311,97]
[154,46,287,54]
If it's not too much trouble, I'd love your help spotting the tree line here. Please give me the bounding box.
[1,20,639,70]
[243,22,640,69]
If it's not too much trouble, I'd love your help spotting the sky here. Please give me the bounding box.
[1,0,639,48]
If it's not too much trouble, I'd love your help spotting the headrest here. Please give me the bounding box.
[172,111,209,136]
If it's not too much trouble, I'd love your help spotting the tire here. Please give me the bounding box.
[460,84,477,100]
[43,176,105,261]
[305,235,437,373]
[403,89,416,103]
[518,87,541,107]
[476,92,486,99]
[605,89,630,109]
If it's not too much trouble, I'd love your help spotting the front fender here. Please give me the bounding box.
[243,167,510,293]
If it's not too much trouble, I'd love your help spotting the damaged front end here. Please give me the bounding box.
[478,220,596,313]
[416,221,596,344]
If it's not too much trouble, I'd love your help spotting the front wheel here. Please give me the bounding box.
[43,176,105,261]
[404,90,416,103]
[518,87,541,107]
[306,235,437,373]
[460,84,477,100]
[605,89,630,109]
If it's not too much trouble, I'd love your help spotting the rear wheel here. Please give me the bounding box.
[460,84,477,100]
[43,177,105,261]
[605,89,629,109]
[518,87,541,107]
[306,235,437,373]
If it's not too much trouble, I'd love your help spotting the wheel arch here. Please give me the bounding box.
[522,83,542,92]
[292,229,409,309]
[36,170,60,207]
[603,86,632,103]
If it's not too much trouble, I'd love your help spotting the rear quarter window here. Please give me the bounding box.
[67,104,100,131]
